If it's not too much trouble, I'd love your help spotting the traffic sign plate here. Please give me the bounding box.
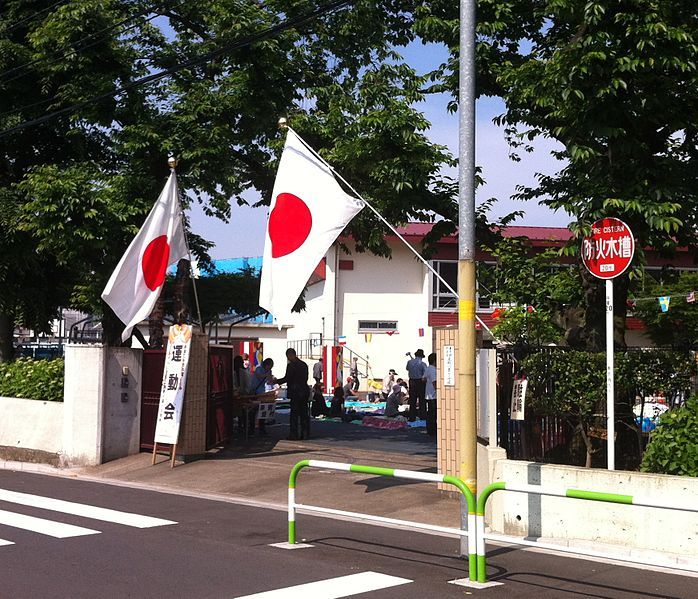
[581,217,635,279]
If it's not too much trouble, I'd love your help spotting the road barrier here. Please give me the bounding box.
[287,459,478,581]
[476,481,698,583]
[286,462,697,585]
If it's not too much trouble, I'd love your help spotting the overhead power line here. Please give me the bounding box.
[0,0,69,35]
[0,0,353,141]
[0,0,188,85]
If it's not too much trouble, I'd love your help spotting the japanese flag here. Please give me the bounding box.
[102,172,188,341]
[259,130,364,325]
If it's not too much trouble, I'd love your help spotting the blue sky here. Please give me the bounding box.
[188,41,570,259]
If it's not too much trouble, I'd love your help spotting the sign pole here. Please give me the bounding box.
[582,217,633,471]
[606,279,615,470]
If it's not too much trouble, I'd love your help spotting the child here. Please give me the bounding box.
[329,385,345,418]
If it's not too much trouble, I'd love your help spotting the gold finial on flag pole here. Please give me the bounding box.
[168,155,178,170]
[277,117,288,130]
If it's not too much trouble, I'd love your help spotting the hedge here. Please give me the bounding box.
[0,358,64,402]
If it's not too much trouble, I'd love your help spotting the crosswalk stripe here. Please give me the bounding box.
[233,572,412,599]
[0,509,100,538]
[0,488,176,528]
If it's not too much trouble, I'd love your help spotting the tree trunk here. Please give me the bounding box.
[0,312,15,363]
[148,296,165,348]
[579,264,628,350]
[172,259,191,325]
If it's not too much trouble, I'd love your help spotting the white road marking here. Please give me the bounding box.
[0,509,99,538]
[233,571,412,599]
[0,488,176,528]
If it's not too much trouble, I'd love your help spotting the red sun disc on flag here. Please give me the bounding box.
[269,193,312,258]
[581,217,635,280]
[141,235,171,290]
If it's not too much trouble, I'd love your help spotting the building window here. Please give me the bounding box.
[358,320,398,333]
[431,261,457,310]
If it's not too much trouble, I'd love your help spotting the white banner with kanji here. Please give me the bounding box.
[510,377,528,421]
[154,324,193,445]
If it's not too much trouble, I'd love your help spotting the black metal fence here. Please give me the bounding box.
[496,347,697,469]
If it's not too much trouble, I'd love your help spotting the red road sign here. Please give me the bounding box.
[581,217,635,279]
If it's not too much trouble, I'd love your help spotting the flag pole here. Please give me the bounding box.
[280,122,494,338]
[169,156,205,336]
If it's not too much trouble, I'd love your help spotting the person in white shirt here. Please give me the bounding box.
[313,357,323,385]
[381,368,397,399]
[424,352,437,436]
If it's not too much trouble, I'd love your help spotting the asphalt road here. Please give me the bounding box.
[0,470,695,599]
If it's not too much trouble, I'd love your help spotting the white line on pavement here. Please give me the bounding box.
[0,488,176,528]
[233,571,412,599]
[0,509,100,538]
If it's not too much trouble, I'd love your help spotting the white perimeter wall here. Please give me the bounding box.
[0,398,63,454]
[488,459,698,567]
[1,345,143,467]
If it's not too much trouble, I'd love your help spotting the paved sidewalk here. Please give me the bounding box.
[77,414,461,530]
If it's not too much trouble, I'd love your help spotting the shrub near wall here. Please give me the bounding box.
[0,358,64,402]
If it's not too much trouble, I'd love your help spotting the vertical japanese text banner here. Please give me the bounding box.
[154,324,193,445]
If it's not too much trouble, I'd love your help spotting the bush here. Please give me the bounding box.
[0,358,64,402]
[641,397,698,477]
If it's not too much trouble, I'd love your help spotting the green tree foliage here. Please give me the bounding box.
[417,1,698,349]
[522,351,606,467]
[491,307,563,347]
[1,0,459,352]
[641,397,698,477]
[632,272,698,348]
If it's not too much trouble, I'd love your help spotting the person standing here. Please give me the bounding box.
[313,357,323,386]
[424,352,437,436]
[350,356,360,392]
[406,349,427,422]
[275,348,310,440]
[249,357,274,436]
[381,368,397,400]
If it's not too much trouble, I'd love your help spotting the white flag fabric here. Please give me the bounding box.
[102,172,188,341]
[259,130,364,325]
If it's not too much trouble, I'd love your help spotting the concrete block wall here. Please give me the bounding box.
[489,459,698,566]
[0,397,64,456]
[102,347,143,462]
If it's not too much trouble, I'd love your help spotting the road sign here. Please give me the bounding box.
[581,217,635,279]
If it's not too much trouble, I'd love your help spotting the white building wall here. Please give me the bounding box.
[246,242,434,386]
[336,242,432,383]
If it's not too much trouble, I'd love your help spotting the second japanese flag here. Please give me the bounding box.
[259,130,364,325]
[102,172,188,341]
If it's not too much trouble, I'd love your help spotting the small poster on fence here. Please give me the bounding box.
[154,324,193,445]
[510,376,527,421]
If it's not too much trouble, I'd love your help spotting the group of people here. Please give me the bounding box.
[380,349,438,436]
[232,346,438,440]
[231,348,311,440]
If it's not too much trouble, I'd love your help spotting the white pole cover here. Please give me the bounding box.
[102,172,188,341]
[259,130,364,326]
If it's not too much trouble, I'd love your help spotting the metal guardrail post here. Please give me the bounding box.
[287,460,478,581]
[475,481,698,583]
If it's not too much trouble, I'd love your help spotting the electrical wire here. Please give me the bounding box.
[0,0,353,140]
[0,0,69,35]
[0,0,187,84]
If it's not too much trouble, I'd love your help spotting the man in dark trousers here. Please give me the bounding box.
[275,348,310,440]
[406,348,427,422]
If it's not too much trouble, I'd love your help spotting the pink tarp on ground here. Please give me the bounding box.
[361,416,408,430]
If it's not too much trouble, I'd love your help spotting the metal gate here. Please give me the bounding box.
[140,349,166,450]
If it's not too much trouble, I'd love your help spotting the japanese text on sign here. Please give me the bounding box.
[154,324,193,445]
